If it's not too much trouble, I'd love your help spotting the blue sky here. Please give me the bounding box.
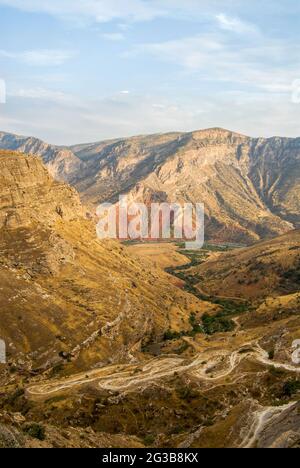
[0,0,300,144]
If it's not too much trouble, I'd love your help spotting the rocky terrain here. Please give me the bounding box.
[0,146,299,449]
[1,128,299,243]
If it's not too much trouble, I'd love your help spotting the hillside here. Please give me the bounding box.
[1,128,300,243]
[0,150,209,374]
[189,230,300,299]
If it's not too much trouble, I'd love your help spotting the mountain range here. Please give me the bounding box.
[1,128,300,243]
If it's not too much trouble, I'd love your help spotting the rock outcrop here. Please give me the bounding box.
[0,150,83,229]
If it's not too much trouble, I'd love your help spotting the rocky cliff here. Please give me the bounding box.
[0,150,83,230]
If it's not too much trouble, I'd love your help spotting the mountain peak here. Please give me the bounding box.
[191,127,249,139]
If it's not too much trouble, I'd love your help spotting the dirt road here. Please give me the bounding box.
[26,342,300,401]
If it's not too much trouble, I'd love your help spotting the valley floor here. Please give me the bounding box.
[1,241,300,448]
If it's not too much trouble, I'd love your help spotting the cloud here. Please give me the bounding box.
[0,0,166,24]
[1,0,300,29]
[10,87,77,104]
[126,30,300,95]
[125,35,224,70]
[216,13,258,34]
[0,0,234,24]
[1,0,300,143]
[0,49,75,66]
[102,32,125,41]
[3,88,300,146]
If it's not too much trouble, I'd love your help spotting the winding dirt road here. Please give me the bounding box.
[26,341,300,401]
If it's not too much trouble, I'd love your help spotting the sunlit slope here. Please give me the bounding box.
[0,150,210,372]
[190,229,300,299]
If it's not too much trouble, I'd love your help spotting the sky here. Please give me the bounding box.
[0,0,300,145]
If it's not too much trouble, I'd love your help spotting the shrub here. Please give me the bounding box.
[268,349,275,360]
[23,423,46,441]
[282,380,300,397]
[6,388,25,406]
[144,434,156,446]
[201,313,235,335]
[163,330,183,341]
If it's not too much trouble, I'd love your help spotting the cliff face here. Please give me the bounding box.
[1,128,298,243]
[0,150,83,229]
[249,137,300,227]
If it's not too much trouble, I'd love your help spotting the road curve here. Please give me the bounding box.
[26,343,300,400]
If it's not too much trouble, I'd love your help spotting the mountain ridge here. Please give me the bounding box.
[0,128,299,243]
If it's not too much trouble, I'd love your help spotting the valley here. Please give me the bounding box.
[1,0,299,451]
[1,236,299,448]
[0,142,299,449]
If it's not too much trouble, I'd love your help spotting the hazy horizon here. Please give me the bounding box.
[1,125,300,148]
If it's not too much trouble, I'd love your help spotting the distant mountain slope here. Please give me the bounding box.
[0,128,299,242]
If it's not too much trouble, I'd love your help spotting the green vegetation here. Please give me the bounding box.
[269,366,285,378]
[165,250,208,276]
[212,298,249,315]
[5,388,25,406]
[175,342,189,354]
[143,434,156,446]
[49,362,64,378]
[163,330,184,341]
[163,312,203,341]
[175,242,241,252]
[164,309,235,340]
[282,379,300,397]
[268,349,275,360]
[189,312,204,335]
[23,423,46,441]
[201,312,235,335]
[282,266,300,283]
[176,385,200,401]
[164,244,251,339]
